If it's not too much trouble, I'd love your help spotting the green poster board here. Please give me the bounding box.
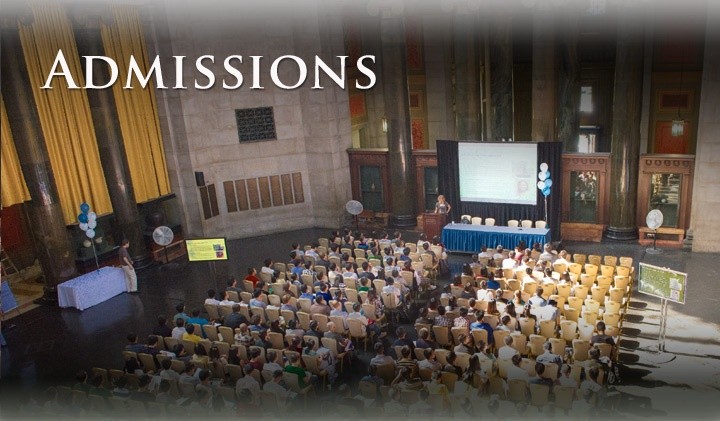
[638,262,687,304]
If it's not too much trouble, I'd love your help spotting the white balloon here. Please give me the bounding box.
[88,219,97,229]
[79,222,89,231]
[88,212,97,222]
[538,171,547,181]
[537,181,546,190]
[86,228,96,239]
[540,162,549,172]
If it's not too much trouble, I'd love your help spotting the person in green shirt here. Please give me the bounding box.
[283,353,315,388]
[358,277,371,293]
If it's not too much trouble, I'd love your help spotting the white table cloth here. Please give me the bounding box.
[58,267,126,310]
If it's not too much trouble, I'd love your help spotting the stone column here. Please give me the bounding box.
[557,7,581,150]
[488,14,514,140]
[380,9,417,227]
[453,8,482,140]
[531,6,557,142]
[1,24,77,302]
[606,9,644,241]
[690,0,720,252]
[72,11,151,267]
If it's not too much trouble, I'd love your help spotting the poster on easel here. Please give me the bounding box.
[1,281,19,314]
[638,262,687,305]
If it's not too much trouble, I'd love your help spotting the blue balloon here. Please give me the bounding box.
[545,170,551,180]
[545,179,552,188]
[78,213,89,223]
[542,187,551,197]
[80,202,90,214]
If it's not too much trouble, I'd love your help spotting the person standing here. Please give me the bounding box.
[434,195,452,215]
[120,239,137,293]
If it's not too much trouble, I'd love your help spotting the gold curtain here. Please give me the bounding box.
[0,97,31,207]
[101,5,171,203]
[18,3,112,223]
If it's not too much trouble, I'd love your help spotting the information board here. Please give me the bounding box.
[185,238,228,262]
[1,281,19,313]
[638,262,687,304]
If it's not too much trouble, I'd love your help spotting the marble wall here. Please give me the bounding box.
[150,0,352,239]
[690,1,720,253]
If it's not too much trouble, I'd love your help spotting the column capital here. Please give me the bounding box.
[68,4,114,30]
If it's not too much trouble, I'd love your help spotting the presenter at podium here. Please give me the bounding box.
[434,195,452,215]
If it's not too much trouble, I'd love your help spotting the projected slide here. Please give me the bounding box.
[458,142,538,205]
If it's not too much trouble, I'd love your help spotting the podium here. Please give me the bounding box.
[423,213,447,240]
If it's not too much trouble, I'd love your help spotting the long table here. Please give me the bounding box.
[442,223,551,253]
[58,267,126,311]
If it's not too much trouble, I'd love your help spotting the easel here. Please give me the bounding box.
[658,298,669,352]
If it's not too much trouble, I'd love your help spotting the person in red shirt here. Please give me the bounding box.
[245,267,261,289]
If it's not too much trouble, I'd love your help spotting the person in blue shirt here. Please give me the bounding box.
[299,284,314,300]
[486,272,501,291]
[318,283,333,304]
[290,259,304,278]
[249,289,267,308]
[469,310,495,346]
[187,308,210,326]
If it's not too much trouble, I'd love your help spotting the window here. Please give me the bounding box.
[580,86,593,113]
[577,126,600,153]
[235,107,276,142]
[360,166,383,212]
[569,171,599,223]
[423,167,438,212]
[650,173,681,228]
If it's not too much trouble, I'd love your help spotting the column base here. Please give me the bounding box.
[34,286,58,306]
[604,226,639,241]
[133,253,155,271]
[389,214,418,229]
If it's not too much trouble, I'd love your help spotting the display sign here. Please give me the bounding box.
[1,281,19,313]
[638,262,687,304]
[185,238,228,262]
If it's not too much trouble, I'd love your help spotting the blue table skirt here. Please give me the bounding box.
[58,267,126,311]
[441,223,551,253]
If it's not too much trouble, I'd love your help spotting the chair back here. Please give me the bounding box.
[529,383,550,407]
[433,325,451,347]
[507,219,519,227]
[375,363,396,385]
[554,385,576,411]
[600,264,615,277]
[488,376,507,399]
[311,313,329,332]
[520,220,533,228]
[485,218,496,226]
[519,318,536,337]
[572,339,591,361]
[440,371,458,393]
[471,217,482,225]
[297,311,311,330]
[535,220,547,229]
[508,378,529,403]
[560,320,578,342]
[619,256,633,268]
[298,298,312,313]
[204,304,220,320]
[381,292,397,309]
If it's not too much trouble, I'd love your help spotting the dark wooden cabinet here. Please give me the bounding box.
[423,213,446,240]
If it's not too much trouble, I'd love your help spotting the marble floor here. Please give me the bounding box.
[0,227,719,419]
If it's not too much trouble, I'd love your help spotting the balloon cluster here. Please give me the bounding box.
[77,202,98,239]
[536,162,552,197]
